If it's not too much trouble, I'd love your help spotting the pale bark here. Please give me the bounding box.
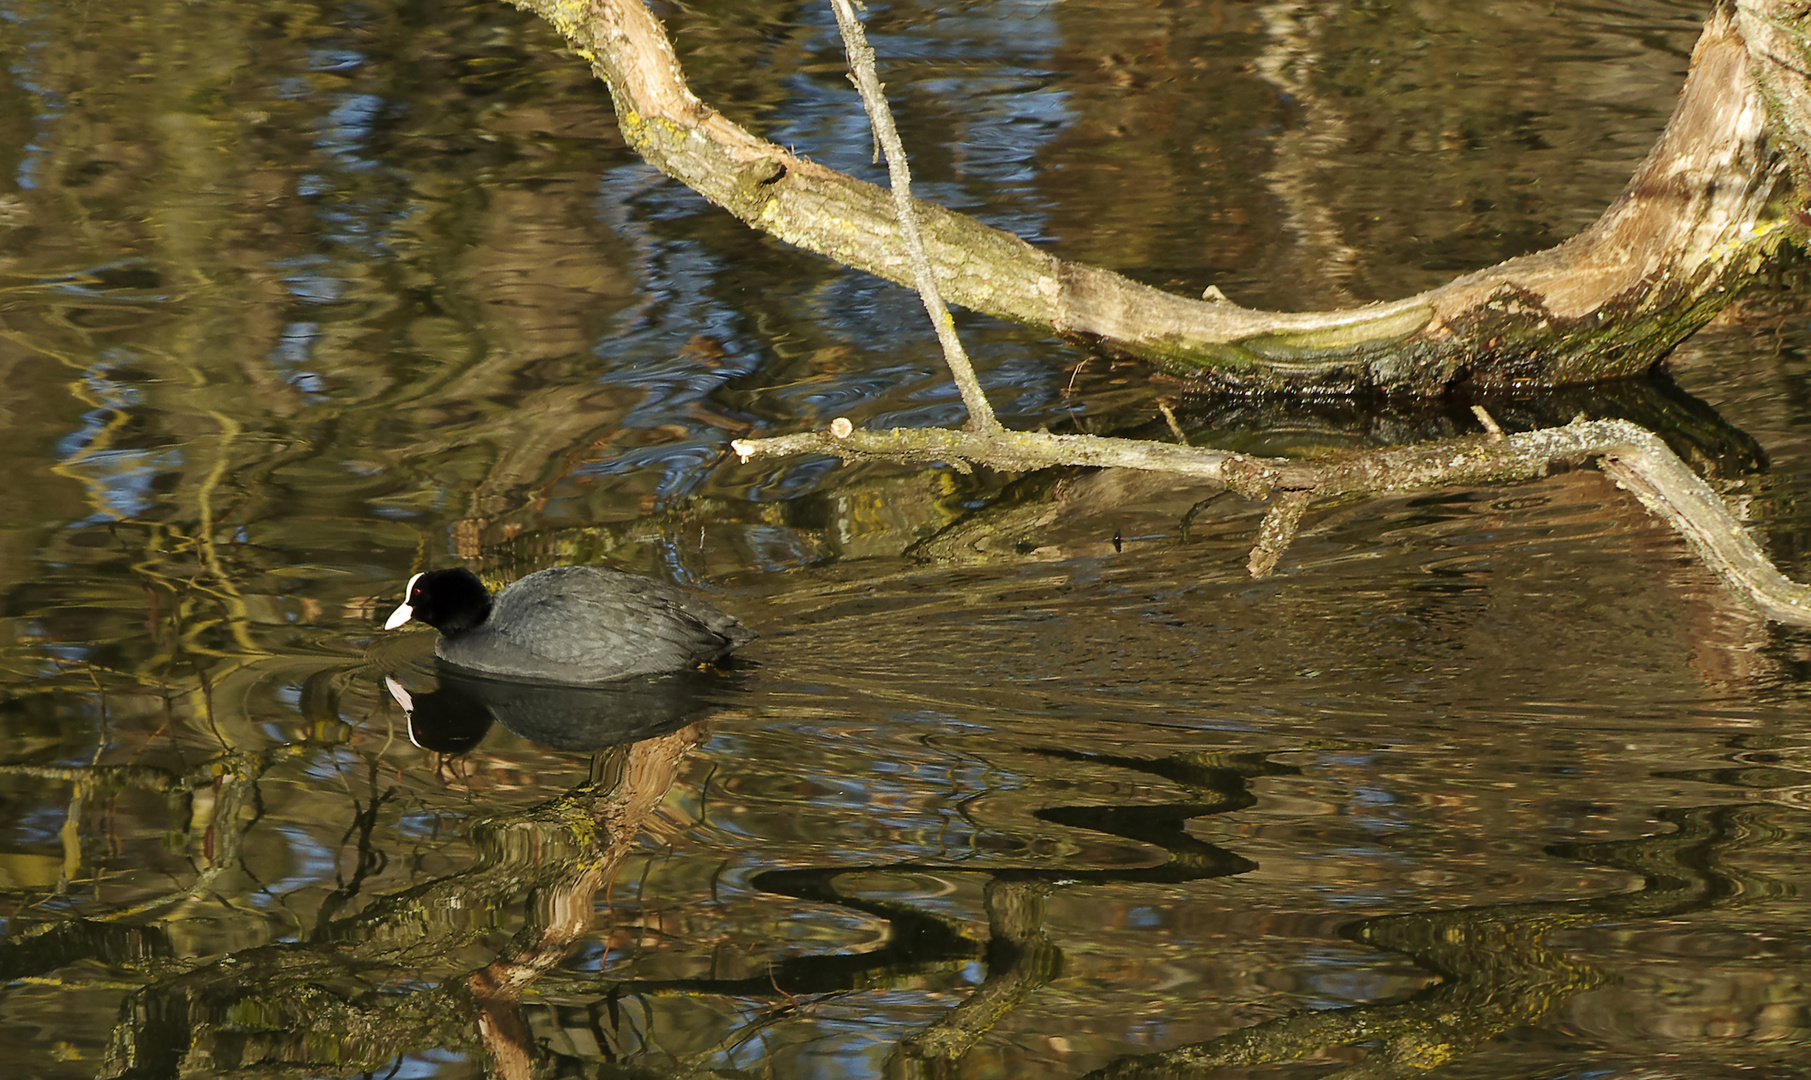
[506,0,1806,393]
[732,416,1811,624]
[826,0,996,431]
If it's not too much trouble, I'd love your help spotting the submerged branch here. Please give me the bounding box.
[522,0,1811,620]
[1247,490,1313,578]
[505,0,1805,392]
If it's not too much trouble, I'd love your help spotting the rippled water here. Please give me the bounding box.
[1,0,1809,1077]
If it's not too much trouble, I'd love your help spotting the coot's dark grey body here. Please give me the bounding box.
[385,565,755,685]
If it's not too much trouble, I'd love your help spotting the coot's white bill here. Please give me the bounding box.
[383,572,424,630]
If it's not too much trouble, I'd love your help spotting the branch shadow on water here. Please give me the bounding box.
[429,747,1780,1080]
[0,724,1782,1080]
[0,709,1783,1080]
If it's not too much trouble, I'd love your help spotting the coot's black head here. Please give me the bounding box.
[383,568,494,636]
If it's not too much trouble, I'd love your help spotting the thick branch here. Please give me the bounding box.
[1737,0,1811,196]
[507,0,1803,392]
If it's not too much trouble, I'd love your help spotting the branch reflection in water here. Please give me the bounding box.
[2,660,1796,1078]
[0,0,1805,1075]
[83,667,745,1078]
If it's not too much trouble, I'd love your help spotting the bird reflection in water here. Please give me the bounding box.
[368,660,743,1072]
[383,662,740,778]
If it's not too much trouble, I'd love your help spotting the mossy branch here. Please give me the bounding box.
[715,3,1811,626]
[505,0,1805,392]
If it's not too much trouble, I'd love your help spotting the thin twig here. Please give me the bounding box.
[828,0,999,432]
[724,3,1811,626]
[1157,400,1188,443]
[511,0,1788,392]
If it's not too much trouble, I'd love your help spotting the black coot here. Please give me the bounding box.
[383,566,755,685]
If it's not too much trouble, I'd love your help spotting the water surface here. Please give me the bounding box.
[0,1,1808,1077]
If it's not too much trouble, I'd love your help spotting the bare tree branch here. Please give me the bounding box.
[734,416,1811,624]
[1248,490,1313,578]
[504,0,1805,392]
[510,0,1811,628]
[827,0,996,432]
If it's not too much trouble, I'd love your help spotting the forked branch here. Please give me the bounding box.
[721,2,1811,626]
[733,416,1811,623]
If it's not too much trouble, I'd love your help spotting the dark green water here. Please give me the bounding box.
[1,1,1808,1077]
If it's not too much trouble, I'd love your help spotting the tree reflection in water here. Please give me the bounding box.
[88,720,717,1078]
[1,715,1762,1079]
